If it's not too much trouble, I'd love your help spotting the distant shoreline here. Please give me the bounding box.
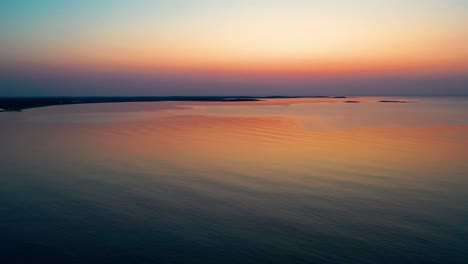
[0,96,337,112]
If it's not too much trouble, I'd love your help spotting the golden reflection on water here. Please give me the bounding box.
[78,109,468,193]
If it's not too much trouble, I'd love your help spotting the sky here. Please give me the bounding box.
[1,0,467,96]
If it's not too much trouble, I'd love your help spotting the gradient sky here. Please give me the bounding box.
[1,0,467,96]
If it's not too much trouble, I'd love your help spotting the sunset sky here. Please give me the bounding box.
[1,0,467,96]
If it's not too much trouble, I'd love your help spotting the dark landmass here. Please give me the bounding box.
[379,100,410,103]
[0,96,331,112]
[333,96,347,98]
[344,100,360,103]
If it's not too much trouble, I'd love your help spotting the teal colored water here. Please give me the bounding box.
[1,97,467,263]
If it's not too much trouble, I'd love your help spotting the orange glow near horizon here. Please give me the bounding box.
[14,54,468,78]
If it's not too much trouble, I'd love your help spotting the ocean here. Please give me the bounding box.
[1,97,467,263]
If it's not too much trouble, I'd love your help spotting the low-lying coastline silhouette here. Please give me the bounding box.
[0,96,332,112]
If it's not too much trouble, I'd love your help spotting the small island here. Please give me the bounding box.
[379,100,410,103]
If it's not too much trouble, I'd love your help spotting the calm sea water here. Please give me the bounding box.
[1,97,467,263]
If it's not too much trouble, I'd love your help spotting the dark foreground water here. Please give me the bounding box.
[1,97,467,263]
